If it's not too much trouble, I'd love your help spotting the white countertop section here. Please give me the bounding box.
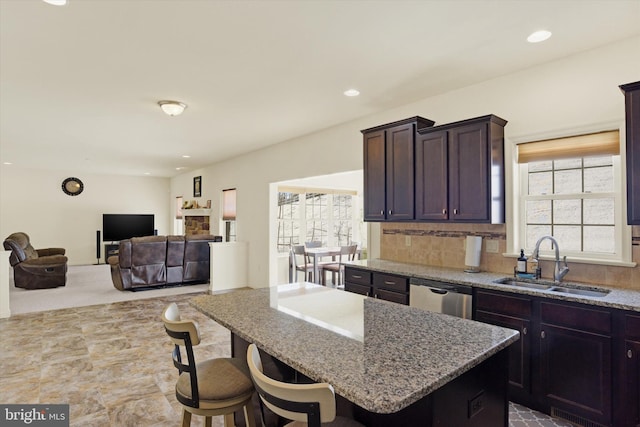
[275,283,365,340]
[192,283,519,414]
[345,259,640,312]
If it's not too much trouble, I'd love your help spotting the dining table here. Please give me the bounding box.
[303,246,341,284]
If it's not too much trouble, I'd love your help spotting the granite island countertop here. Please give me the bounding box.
[191,283,519,414]
[344,259,640,312]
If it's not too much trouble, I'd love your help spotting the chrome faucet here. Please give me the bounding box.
[531,235,570,283]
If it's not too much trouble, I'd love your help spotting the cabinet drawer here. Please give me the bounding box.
[375,288,409,305]
[344,268,372,285]
[475,290,532,318]
[540,301,611,335]
[344,282,371,297]
[373,273,409,293]
[625,313,640,340]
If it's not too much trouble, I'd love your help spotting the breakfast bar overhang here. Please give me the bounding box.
[192,283,520,427]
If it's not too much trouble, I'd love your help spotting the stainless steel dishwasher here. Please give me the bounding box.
[409,277,473,319]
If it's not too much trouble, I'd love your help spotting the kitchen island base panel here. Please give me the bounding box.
[232,333,509,427]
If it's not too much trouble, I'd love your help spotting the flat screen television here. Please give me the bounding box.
[102,214,154,242]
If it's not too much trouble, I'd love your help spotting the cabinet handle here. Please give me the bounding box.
[388,210,392,215]
[366,291,369,297]
[374,293,378,298]
[380,210,384,215]
[629,349,634,359]
[541,331,546,339]
[454,208,458,215]
[522,327,528,335]
[352,275,362,279]
[442,209,447,215]
[384,281,396,285]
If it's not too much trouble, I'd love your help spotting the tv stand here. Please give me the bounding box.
[104,243,119,263]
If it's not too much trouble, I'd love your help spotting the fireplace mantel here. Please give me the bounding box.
[183,208,212,216]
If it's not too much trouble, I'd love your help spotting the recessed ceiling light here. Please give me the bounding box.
[43,0,67,5]
[344,89,360,97]
[144,172,151,175]
[527,30,552,43]
[182,155,191,158]
[175,167,185,171]
[3,162,13,165]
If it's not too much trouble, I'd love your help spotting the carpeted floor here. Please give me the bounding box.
[8,264,209,315]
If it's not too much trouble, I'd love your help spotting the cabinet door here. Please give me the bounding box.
[415,130,449,220]
[363,130,387,221]
[375,288,409,305]
[344,282,371,297]
[621,82,640,224]
[448,122,489,221]
[475,310,532,401]
[623,340,640,427]
[385,124,415,220]
[539,324,612,426]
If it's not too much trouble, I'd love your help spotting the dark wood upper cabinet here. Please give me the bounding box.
[620,81,640,225]
[415,130,448,221]
[416,115,507,223]
[362,117,435,221]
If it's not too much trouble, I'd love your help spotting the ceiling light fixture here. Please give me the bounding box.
[527,30,552,43]
[344,89,360,97]
[158,100,187,116]
[43,0,67,5]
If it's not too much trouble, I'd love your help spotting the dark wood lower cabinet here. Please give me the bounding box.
[475,289,615,427]
[618,313,640,427]
[475,310,531,402]
[344,266,409,305]
[539,323,612,425]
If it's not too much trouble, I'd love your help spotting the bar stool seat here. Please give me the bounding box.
[247,343,364,427]
[162,303,256,427]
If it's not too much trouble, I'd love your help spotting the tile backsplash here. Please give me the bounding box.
[380,223,640,290]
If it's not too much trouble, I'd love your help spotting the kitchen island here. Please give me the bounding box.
[192,283,519,426]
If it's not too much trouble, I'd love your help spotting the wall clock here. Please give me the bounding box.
[61,177,84,196]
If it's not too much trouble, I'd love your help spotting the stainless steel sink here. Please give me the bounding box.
[493,278,553,290]
[494,277,610,298]
[549,286,610,298]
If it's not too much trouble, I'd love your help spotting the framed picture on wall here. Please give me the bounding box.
[193,176,202,197]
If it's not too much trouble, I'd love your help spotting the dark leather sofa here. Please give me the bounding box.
[3,232,68,289]
[108,234,221,291]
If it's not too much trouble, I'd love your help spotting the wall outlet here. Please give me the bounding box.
[485,240,499,253]
[405,236,411,247]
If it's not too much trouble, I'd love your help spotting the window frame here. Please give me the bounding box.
[511,124,633,266]
[276,188,359,253]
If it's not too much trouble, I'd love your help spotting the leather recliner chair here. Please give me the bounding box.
[3,232,68,289]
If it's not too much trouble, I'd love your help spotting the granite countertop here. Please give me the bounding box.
[345,259,640,312]
[191,283,519,414]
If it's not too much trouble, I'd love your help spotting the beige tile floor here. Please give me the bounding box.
[0,293,572,427]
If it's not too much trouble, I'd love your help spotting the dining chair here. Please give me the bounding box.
[162,303,256,427]
[289,245,314,282]
[319,244,358,287]
[246,343,364,427]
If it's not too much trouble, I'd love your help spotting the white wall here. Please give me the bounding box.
[170,36,640,289]
[0,167,171,265]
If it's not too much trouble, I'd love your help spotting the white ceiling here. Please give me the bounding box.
[1,0,639,178]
